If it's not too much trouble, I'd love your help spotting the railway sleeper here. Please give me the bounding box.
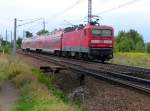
[40,66,66,73]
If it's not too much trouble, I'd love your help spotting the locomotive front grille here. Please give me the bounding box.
[90,48,113,59]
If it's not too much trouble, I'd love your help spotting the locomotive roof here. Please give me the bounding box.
[85,24,113,29]
[63,24,113,33]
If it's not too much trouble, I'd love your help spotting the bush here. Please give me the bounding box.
[146,43,150,53]
[0,45,11,54]
[115,29,145,52]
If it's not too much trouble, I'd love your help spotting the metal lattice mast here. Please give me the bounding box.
[88,0,92,24]
[13,18,17,56]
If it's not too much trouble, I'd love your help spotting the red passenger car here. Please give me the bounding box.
[22,24,114,62]
[22,32,63,53]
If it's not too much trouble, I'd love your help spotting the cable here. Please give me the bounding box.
[77,0,142,23]
[51,0,86,19]
[18,18,44,22]
[17,18,43,27]
[96,0,141,15]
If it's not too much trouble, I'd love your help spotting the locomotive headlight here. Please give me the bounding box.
[91,40,100,44]
[104,40,112,44]
[91,40,112,44]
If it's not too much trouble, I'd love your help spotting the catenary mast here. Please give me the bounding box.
[88,0,92,24]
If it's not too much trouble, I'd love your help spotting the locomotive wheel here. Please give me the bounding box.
[83,53,88,60]
[66,51,71,57]
[101,59,105,64]
[54,51,57,56]
[54,51,59,56]
[88,55,94,61]
[75,53,81,59]
[59,51,62,56]
[62,51,68,57]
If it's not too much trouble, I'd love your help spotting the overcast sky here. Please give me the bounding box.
[0,0,150,42]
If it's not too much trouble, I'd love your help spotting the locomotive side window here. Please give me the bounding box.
[92,29,112,37]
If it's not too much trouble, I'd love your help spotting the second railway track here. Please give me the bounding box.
[18,50,150,94]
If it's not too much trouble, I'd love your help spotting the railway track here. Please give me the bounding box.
[18,51,150,94]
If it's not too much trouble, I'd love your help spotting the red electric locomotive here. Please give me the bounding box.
[22,24,114,62]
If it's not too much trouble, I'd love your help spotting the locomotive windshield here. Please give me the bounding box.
[92,29,112,37]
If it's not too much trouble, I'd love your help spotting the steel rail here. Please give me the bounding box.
[18,51,150,94]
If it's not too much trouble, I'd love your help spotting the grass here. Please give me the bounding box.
[1,52,148,110]
[0,54,29,86]
[110,52,150,68]
[0,54,87,111]
[0,45,11,54]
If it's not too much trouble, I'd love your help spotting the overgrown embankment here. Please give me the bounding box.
[0,54,86,111]
[111,52,150,68]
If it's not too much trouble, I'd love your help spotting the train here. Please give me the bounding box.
[21,24,114,62]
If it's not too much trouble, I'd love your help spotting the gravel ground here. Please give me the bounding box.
[0,81,19,111]
[18,54,150,111]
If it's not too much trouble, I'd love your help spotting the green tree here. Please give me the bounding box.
[119,36,133,52]
[146,43,150,53]
[36,29,49,35]
[25,31,33,38]
[135,41,145,52]
[16,37,22,48]
[115,29,145,52]
[114,31,126,52]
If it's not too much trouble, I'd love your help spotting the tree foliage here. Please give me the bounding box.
[146,43,150,53]
[115,29,145,52]
[25,31,33,38]
[16,37,22,48]
[36,29,49,36]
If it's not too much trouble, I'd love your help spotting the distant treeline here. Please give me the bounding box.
[115,29,150,53]
[0,38,22,53]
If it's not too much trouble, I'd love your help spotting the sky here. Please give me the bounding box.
[0,0,150,42]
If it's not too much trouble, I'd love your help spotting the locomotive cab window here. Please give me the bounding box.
[92,29,112,37]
